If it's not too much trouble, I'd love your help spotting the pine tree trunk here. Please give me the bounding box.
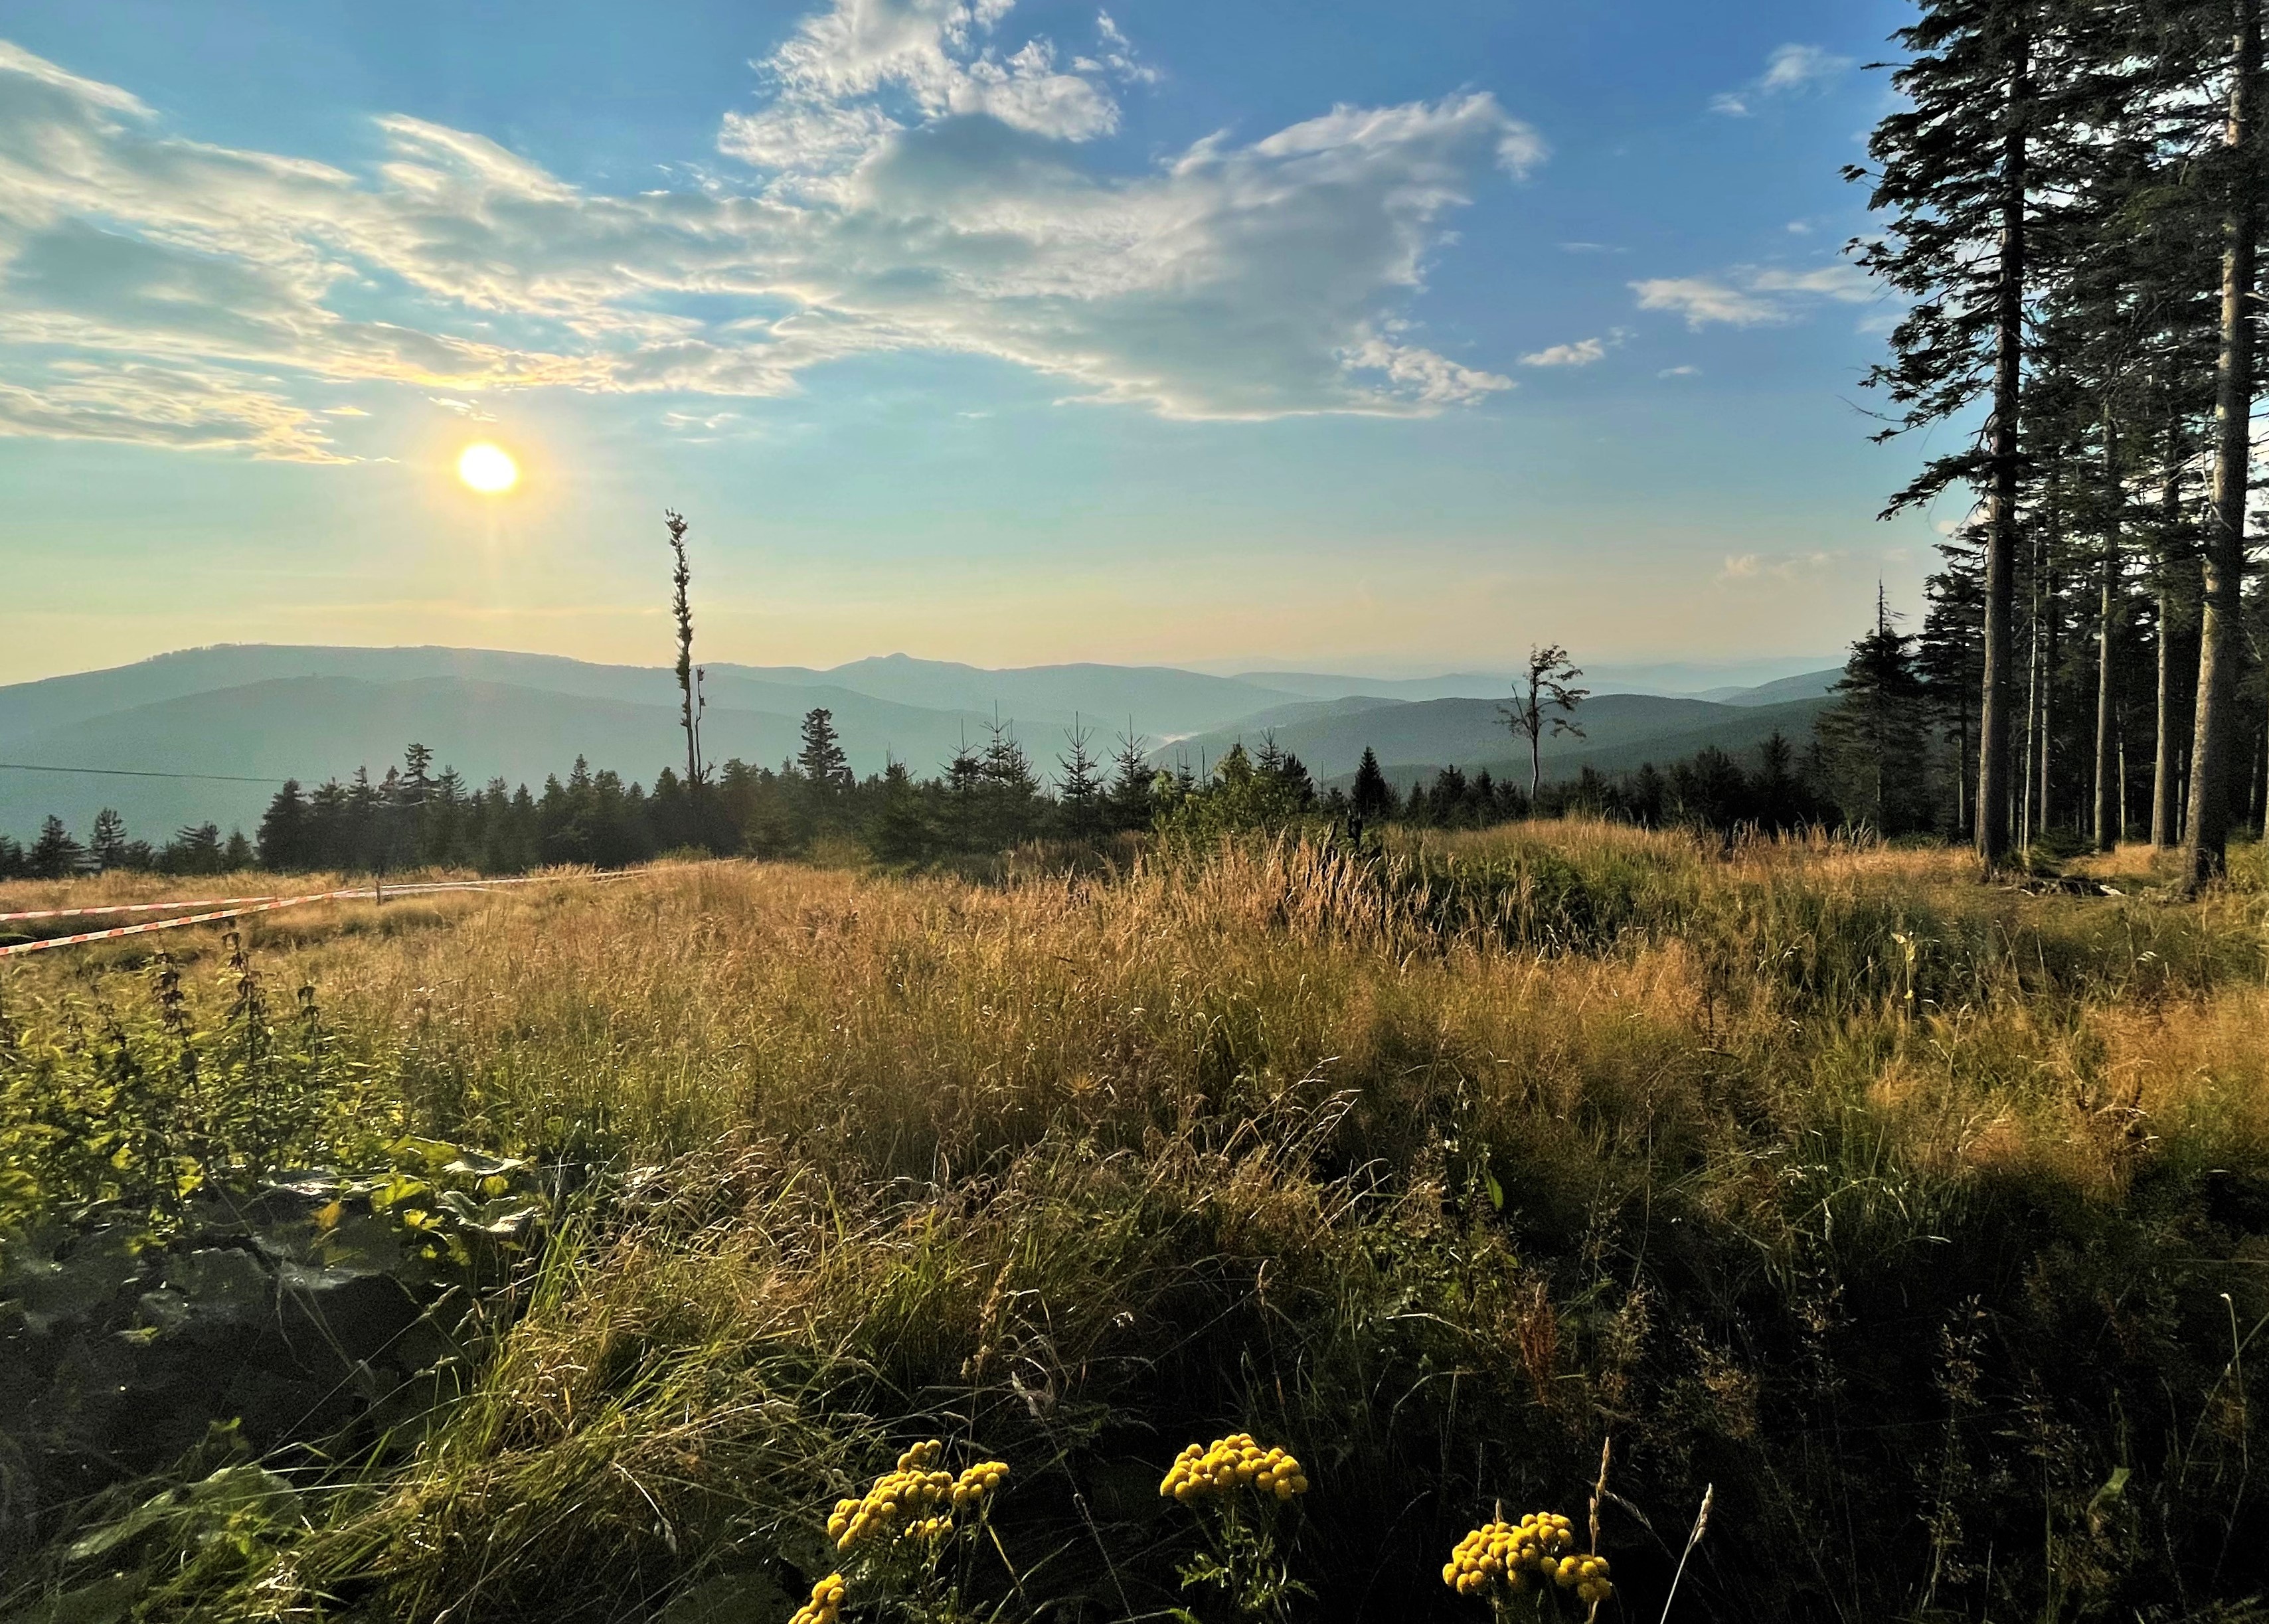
[2153,444,2182,847]
[2181,0,2261,892]
[1955,706,1970,839]
[1977,30,2030,868]
[2250,721,2269,839]
[2120,728,2130,840]
[2041,493,2060,834]
[2096,495,2120,851]
[2033,540,2051,857]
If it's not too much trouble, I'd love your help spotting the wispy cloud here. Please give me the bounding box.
[1657,365,1699,378]
[1747,264,1872,302]
[0,9,1547,457]
[1632,278,1783,328]
[1709,44,1852,117]
[1632,261,1879,329]
[1520,336,1606,367]
[0,360,349,460]
[1721,549,1831,583]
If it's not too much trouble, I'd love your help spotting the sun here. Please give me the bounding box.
[457,442,519,494]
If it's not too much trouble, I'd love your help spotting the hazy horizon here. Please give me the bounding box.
[1,639,1844,696]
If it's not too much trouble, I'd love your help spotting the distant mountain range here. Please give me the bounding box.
[1166,692,1837,789]
[0,645,1843,843]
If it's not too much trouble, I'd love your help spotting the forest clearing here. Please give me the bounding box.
[5,826,2269,1621]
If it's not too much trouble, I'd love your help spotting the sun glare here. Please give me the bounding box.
[457,442,519,494]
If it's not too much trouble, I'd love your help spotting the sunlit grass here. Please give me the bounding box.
[6,827,2269,1619]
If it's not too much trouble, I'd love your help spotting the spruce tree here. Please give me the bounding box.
[869,759,931,864]
[798,708,853,791]
[1919,541,1986,835]
[29,815,85,880]
[1816,590,1934,835]
[1106,724,1157,833]
[1852,0,2072,862]
[2180,0,2264,889]
[1056,718,1106,839]
[944,736,984,852]
[88,807,127,872]
[258,781,308,872]
[977,718,1042,849]
[165,824,223,877]
[1351,747,1396,821]
[2151,432,2201,846]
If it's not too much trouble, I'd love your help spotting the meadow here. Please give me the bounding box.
[5,824,2269,1622]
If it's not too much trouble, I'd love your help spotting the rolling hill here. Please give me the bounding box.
[0,645,1845,845]
[0,675,1005,842]
[1163,692,1835,787]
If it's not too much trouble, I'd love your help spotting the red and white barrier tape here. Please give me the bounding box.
[0,872,623,957]
[0,869,611,924]
[0,889,359,956]
[0,894,282,923]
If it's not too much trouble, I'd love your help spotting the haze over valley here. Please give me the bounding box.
[0,645,1839,841]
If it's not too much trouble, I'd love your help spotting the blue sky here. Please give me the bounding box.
[0,0,1952,685]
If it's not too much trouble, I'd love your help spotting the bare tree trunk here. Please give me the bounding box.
[1955,706,1970,839]
[2153,443,2182,848]
[1979,33,2030,868]
[2181,0,2261,892]
[2033,530,2051,848]
[2120,728,2130,842]
[2095,424,2122,851]
[2040,486,2060,834]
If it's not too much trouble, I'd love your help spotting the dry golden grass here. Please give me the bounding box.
[8,829,2264,1212]
[9,826,2269,1622]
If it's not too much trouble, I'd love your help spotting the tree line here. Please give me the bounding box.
[1859,0,2269,884]
[0,614,2105,884]
[8,578,2263,881]
[0,712,1240,878]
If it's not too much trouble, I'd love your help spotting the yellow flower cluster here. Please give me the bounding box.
[1159,1434,1309,1502]
[1442,1512,1612,1607]
[828,1441,956,1551]
[788,1573,847,1624]
[952,1459,1010,1510]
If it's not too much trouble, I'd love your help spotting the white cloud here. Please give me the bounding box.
[0,360,349,459]
[1519,336,1605,367]
[1658,365,1699,378]
[1709,43,1852,116]
[0,18,1543,454]
[1632,260,1881,329]
[1760,44,1851,92]
[1721,548,1832,583]
[1342,328,1511,406]
[1748,264,1872,302]
[1632,277,1784,328]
